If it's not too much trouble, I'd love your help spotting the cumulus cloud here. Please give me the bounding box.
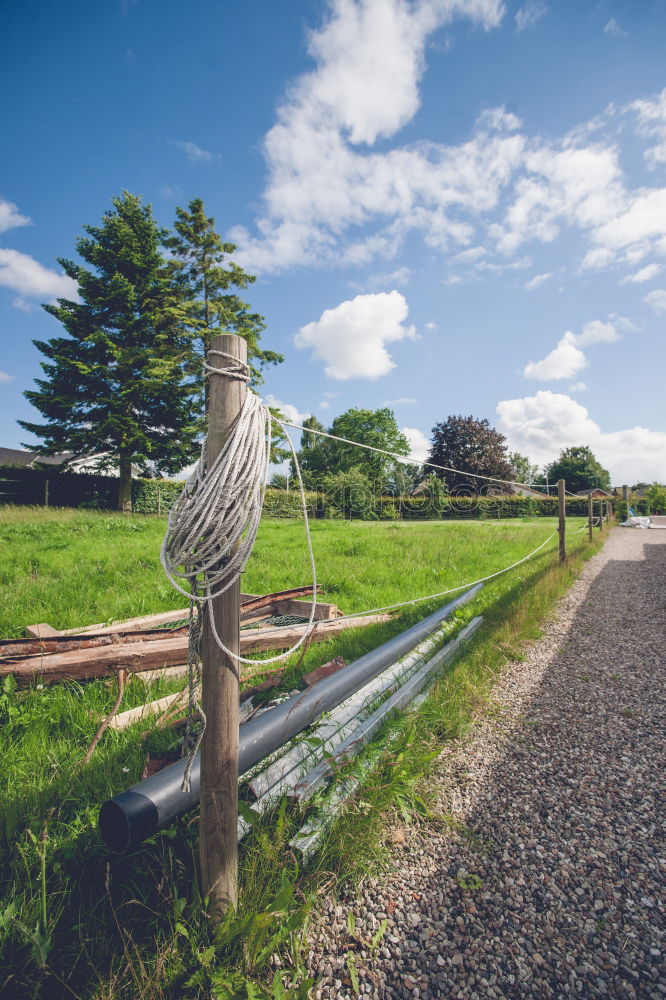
[621,263,661,284]
[294,290,416,380]
[263,394,311,426]
[524,332,586,380]
[497,390,666,482]
[401,426,430,464]
[574,319,620,346]
[644,288,666,314]
[523,319,620,381]
[0,198,30,233]
[320,400,330,410]
[524,271,552,289]
[0,370,13,383]
[0,249,79,303]
[231,0,516,272]
[568,382,587,392]
[515,1,547,32]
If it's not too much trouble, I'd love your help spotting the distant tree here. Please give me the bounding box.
[269,473,289,490]
[509,451,541,486]
[645,482,666,514]
[293,408,409,488]
[427,415,514,492]
[544,446,610,494]
[20,192,198,511]
[167,198,283,413]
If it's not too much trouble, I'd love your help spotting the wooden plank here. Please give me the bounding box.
[1,614,392,686]
[24,623,60,639]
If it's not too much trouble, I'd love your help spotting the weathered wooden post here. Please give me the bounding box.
[200,332,245,920]
[597,498,603,531]
[558,479,566,563]
[588,492,593,542]
[44,477,49,508]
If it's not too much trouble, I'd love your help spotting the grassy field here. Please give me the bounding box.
[0,506,601,999]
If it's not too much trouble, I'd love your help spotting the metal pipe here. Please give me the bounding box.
[247,620,454,801]
[99,584,482,851]
[292,617,483,802]
[290,617,483,860]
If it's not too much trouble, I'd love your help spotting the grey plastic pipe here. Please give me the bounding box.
[98,584,482,851]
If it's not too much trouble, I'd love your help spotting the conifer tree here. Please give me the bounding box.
[20,192,198,511]
[167,198,283,402]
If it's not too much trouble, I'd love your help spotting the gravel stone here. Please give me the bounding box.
[306,529,666,998]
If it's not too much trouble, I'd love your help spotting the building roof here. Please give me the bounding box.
[0,447,73,468]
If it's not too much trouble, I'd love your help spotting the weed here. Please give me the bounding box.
[456,874,483,891]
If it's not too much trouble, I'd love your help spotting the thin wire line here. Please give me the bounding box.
[276,417,558,493]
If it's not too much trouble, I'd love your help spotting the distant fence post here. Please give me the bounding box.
[588,492,593,542]
[157,488,161,516]
[558,479,566,563]
[597,499,603,531]
[44,477,49,508]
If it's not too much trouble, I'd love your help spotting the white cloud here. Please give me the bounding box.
[621,263,661,284]
[568,382,587,392]
[175,140,218,165]
[232,0,516,272]
[524,271,552,289]
[515,1,547,32]
[629,89,666,168]
[382,396,416,406]
[644,288,666,314]
[361,265,411,291]
[0,370,13,383]
[263,394,311,426]
[497,390,666,482]
[603,18,626,38]
[0,198,30,234]
[574,319,620,346]
[401,426,430,464]
[294,290,416,380]
[523,332,586,380]
[0,249,79,302]
[320,400,330,410]
[523,318,620,381]
[425,321,437,331]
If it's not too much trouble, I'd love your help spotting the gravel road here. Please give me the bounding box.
[307,528,666,999]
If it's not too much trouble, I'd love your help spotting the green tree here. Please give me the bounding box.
[293,408,410,488]
[20,192,198,511]
[167,198,283,406]
[509,451,541,487]
[544,446,610,494]
[427,415,514,492]
[645,482,666,514]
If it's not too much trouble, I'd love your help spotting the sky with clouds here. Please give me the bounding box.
[2,0,666,484]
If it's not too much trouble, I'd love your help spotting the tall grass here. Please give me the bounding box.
[0,506,599,998]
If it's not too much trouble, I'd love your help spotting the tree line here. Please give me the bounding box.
[277,410,612,498]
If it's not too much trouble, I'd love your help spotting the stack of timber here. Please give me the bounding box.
[1,588,391,687]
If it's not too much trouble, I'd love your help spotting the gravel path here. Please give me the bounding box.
[307,528,666,999]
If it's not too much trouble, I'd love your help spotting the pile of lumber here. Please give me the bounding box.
[1,588,391,687]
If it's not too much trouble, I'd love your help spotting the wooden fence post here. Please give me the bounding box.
[597,498,603,531]
[558,479,566,563]
[199,332,246,921]
[44,477,49,508]
[588,492,593,542]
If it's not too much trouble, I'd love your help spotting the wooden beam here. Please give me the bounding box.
[1,615,392,687]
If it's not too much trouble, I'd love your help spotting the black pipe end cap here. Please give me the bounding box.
[99,791,159,853]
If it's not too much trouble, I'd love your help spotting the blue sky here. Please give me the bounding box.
[2,0,666,484]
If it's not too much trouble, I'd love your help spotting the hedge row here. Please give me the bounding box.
[0,466,608,519]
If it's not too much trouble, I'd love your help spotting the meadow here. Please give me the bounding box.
[0,506,599,999]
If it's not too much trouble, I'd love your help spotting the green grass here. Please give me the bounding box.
[0,506,603,999]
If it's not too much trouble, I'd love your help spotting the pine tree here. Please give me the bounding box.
[20,192,198,511]
[167,198,283,404]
